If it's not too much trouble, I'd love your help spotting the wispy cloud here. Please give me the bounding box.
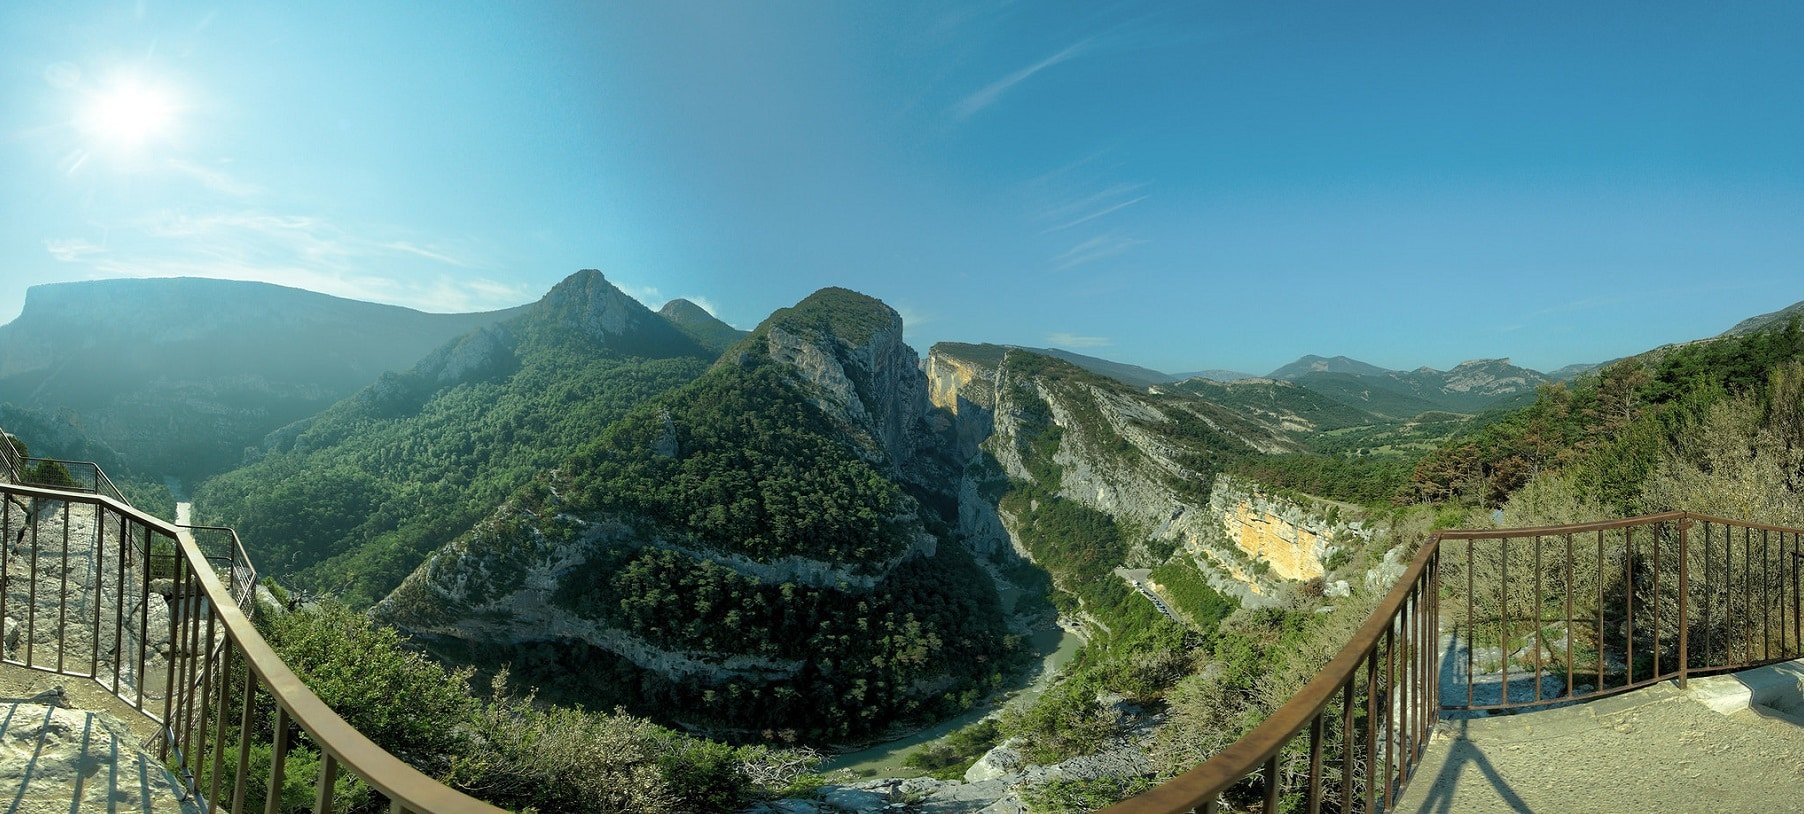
[895,305,936,330]
[1038,182,1147,223]
[953,38,1090,121]
[165,159,262,197]
[44,237,105,262]
[1045,195,1148,232]
[1047,332,1111,348]
[1054,233,1146,270]
[383,241,477,268]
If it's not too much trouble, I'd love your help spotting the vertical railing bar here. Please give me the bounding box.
[1652,522,1662,680]
[1261,751,1279,814]
[191,609,218,796]
[1411,591,1421,759]
[26,499,38,668]
[1409,571,1419,761]
[1744,526,1752,667]
[1431,544,1442,723]
[314,753,339,814]
[1465,538,1474,708]
[113,510,127,694]
[137,525,151,712]
[182,565,205,768]
[57,499,68,673]
[231,669,256,814]
[1677,516,1690,688]
[1500,537,1509,706]
[90,504,104,678]
[1763,528,1771,662]
[1534,535,1543,702]
[264,706,290,814]
[207,644,232,814]
[0,494,10,653]
[1596,529,1604,691]
[1364,652,1376,814]
[0,495,10,662]
[1626,526,1635,687]
[1782,531,1792,658]
[1792,536,1801,662]
[160,549,184,756]
[1704,522,1713,670]
[1564,533,1574,698]
[1384,624,1395,810]
[1340,679,1354,814]
[1306,709,1325,814]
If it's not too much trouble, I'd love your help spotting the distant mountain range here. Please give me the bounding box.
[1266,356,1550,418]
[0,277,527,483]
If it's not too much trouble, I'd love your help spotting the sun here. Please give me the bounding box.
[77,77,178,149]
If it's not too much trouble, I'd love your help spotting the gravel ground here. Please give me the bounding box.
[1396,676,1804,814]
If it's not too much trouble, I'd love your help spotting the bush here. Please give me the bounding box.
[1021,775,1156,813]
[1000,679,1118,764]
[262,603,477,763]
[449,681,676,814]
[25,459,78,488]
[902,719,1002,779]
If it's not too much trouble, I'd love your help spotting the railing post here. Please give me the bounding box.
[1677,515,1691,689]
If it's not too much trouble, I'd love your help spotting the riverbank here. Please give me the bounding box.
[821,621,1083,778]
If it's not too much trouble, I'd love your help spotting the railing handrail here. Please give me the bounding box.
[0,481,506,813]
[1105,510,1804,813]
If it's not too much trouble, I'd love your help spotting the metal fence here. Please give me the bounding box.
[1104,511,1804,814]
[0,480,504,814]
[0,431,128,503]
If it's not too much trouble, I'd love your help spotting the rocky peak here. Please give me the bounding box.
[534,269,646,340]
[750,288,940,478]
[1439,358,1548,395]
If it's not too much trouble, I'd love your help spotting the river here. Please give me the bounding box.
[821,621,1084,778]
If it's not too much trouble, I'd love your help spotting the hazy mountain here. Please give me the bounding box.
[657,298,746,354]
[1269,355,1549,418]
[1268,354,1394,380]
[1722,298,1804,336]
[1170,369,1257,382]
[0,277,526,483]
[1024,347,1175,388]
[194,270,713,602]
[1547,362,1602,381]
[1164,377,1379,435]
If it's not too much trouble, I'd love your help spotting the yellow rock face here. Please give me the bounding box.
[1225,501,1328,582]
[927,355,984,414]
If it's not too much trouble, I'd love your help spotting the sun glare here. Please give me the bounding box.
[78,77,178,150]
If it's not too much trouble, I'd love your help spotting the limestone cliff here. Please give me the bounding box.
[1204,474,1368,584]
[929,343,1353,607]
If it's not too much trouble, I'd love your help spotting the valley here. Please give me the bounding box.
[3,272,1801,813]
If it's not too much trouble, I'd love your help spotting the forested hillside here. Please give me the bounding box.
[1409,318,1804,514]
[378,288,1017,743]
[195,270,713,604]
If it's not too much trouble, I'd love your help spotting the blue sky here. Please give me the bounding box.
[4,1,1802,376]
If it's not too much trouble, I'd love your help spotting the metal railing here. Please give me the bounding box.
[1104,511,1804,814]
[0,480,504,813]
[0,430,127,503]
